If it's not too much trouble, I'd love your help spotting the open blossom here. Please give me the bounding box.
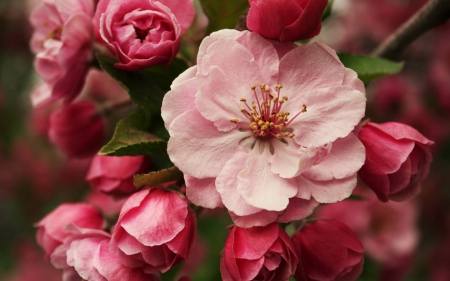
[357,122,433,202]
[247,0,328,42]
[86,155,149,196]
[51,225,156,281]
[94,0,195,71]
[36,203,103,258]
[220,223,297,281]
[109,188,196,274]
[292,219,364,281]
[162,30,366,227]
[29,0,94,106]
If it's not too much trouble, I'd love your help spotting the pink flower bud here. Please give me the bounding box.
[292,219,364,281]
[36,203,103,259]
[358,122,434,202]
[220,223,297,281]
[109,188,196,274]
[86,155,149,196]
[93,0,195,71]
[49,101,105,158]
[246,0,328,42]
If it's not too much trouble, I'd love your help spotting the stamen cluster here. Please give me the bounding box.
[230,83,306,140]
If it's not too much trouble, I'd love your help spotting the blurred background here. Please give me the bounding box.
[0,0,449,280]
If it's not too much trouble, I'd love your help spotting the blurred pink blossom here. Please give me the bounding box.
[51,225,156,280]
[29,0,95,106]
[49,101,105,158]
[5,242,60,281]
[316,190,419,267]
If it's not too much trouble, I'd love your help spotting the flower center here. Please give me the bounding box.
[134,26,153,42]
[46,27,62,41]
[230,84,306,140]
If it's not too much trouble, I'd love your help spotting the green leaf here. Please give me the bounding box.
[199,0,249,34]
[99,110,167,156]
[96,54,188,121]
[347,194,365,201]
[134,166,183,188]
[337,52,404,83]
[321,0,334,21]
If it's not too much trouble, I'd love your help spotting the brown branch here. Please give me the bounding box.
[371,0,450,59]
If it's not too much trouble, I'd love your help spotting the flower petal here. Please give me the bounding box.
[120,189,187,246]
[286,85,366,146]
[185,175,224,209]
[296,174,357,203]
[168,109,243,178]
[304,133,366,180]
[162,66,198,130]
[233,223,279,259]
[238,148,298,211]
[216,151,263,216]
[359,125,415,174]
[277,197,319,223]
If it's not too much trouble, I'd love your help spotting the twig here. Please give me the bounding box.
[371,0,450,59]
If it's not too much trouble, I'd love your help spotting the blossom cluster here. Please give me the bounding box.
[27,0,435,280]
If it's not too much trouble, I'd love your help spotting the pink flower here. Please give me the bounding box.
[51,225,156,281]
[247,0,328,42]
[109,188,196,274]
[292,219,364,281]
[29,0,94,106]
[220,223,297,281]
[94,0,195,71]
[49,101,105,158]
[86,155,149,196]
[357,122,433,202]
[162,30,366,227]
[36,203,103,259]
[316,189,419,266]
[5,243,60,281]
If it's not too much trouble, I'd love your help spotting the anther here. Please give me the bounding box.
[240,98,247,102]
[302,104,307,113]
[230,118,239,123]
[251,85,256,90]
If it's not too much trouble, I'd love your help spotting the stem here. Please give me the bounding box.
[371,0,450,59]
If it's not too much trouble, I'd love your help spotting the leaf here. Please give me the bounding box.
[199,0,249,34]
[96,54,188,120]
[134,166,183,188]
[337,52,404,83]
[347,194,365,201]
[99,110,167,156]
[321,0,334,21]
